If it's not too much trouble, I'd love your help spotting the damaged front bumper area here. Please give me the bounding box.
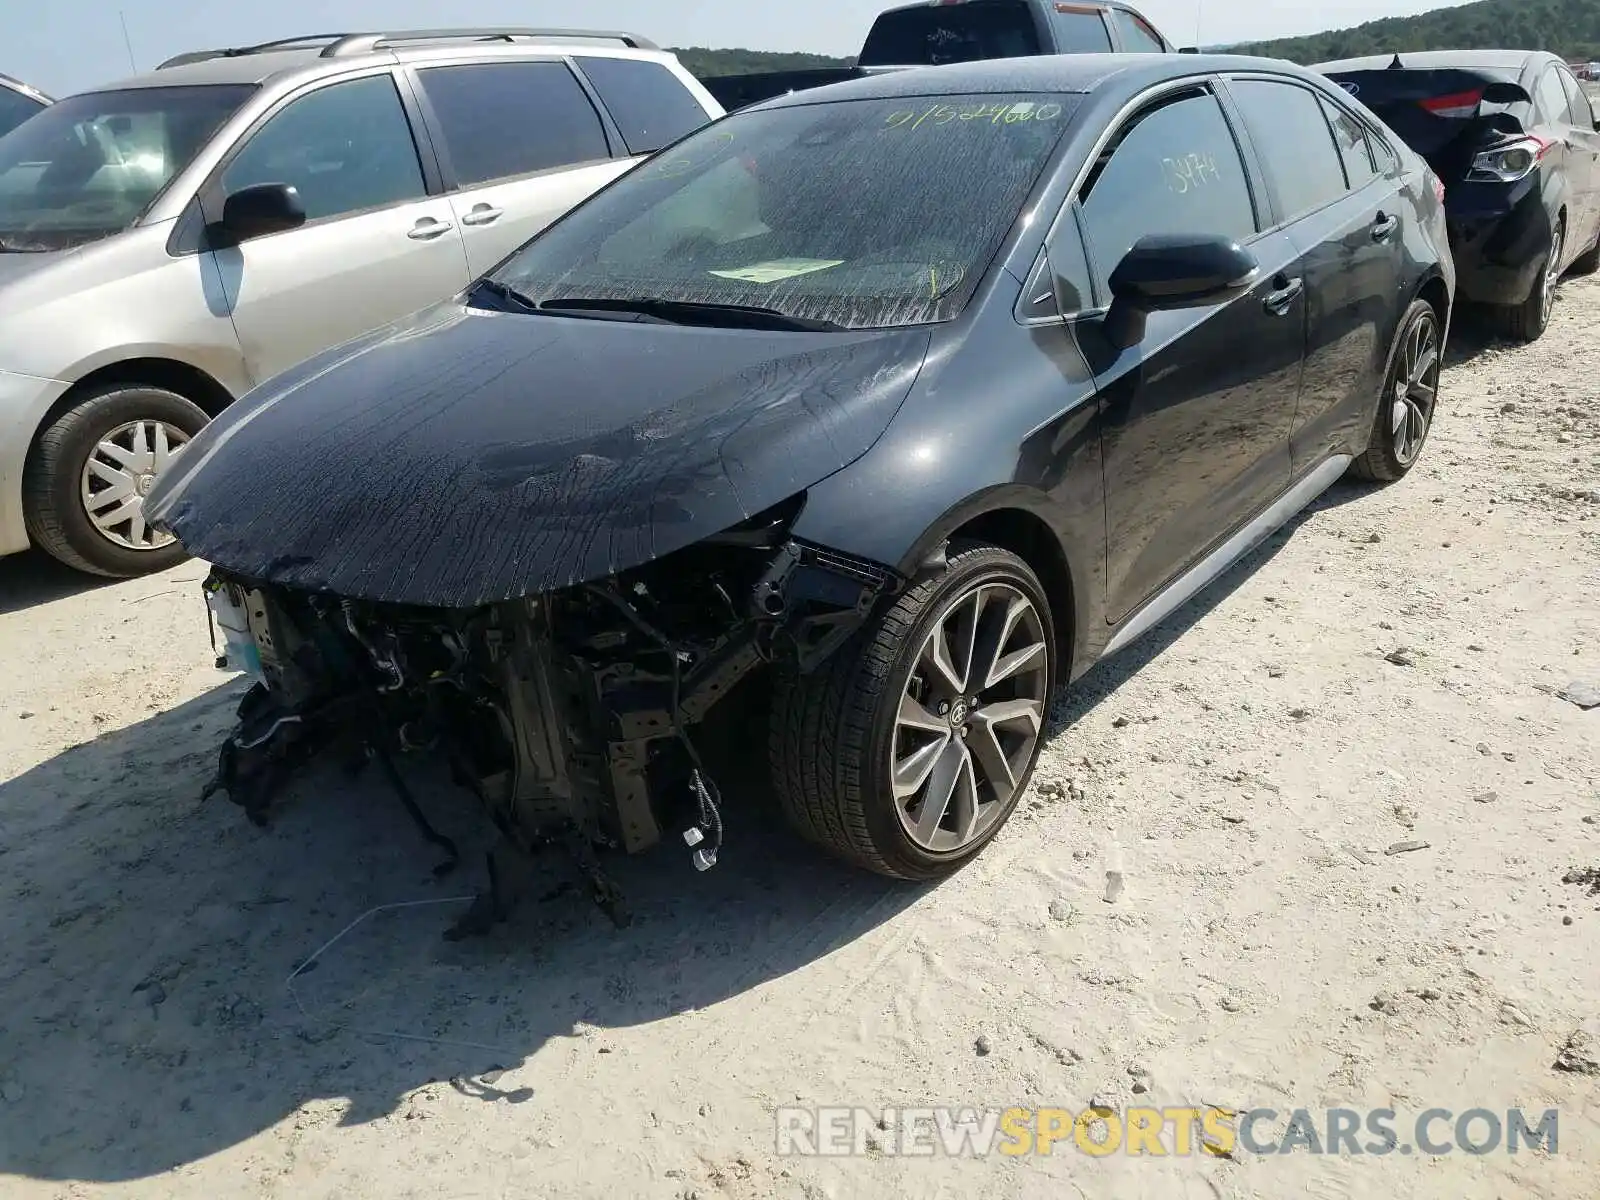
[198,504,896,923]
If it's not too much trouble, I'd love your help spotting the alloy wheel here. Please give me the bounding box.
[891,581,1049,853]
[1542,226,1564,322]
[1389,311,1440,466]
[80,419,190,551]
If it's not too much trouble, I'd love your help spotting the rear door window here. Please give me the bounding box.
[1321,97,1378,190]
[1078,89,1256,282]
[1230,79,1349,221]
[418,61,610,186]
[1108,8,1166,52]
[577,56,711,156]
[859,1,1045,66]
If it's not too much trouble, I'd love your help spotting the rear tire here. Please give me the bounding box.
[1350,299,1441,484]
[769,544,1057,880]
[1496,219,1562,342]
[23,384,209,578]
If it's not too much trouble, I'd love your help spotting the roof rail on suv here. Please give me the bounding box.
[156,27,658,69]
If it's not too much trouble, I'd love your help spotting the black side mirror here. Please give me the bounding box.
[1178,46,1200,54]
[1102,234,1259,350]
[1482,81,1531,106]
[214,182,306,246]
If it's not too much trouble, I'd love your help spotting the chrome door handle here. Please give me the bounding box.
[1372,213,1399,240]
[407,218,454,240]
[461,204,504,227]
[1264,276,1304,315]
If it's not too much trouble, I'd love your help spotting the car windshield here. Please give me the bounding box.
[490,92,1077,330]
[0,84,253,252]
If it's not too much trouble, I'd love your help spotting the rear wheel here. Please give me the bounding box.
[1350,299,1441,484]
[770,544,1056,880]
[23,384,208,577]
[1497,219,1562,342]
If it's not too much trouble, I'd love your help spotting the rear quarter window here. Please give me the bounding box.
[577,56,712,156]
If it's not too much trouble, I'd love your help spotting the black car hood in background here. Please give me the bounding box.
[147,303,931,607]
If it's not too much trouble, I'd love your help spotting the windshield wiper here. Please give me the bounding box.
[537,296,845,332]
[470,278,541,312]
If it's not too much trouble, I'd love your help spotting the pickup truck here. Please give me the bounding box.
[698,0,1178,112]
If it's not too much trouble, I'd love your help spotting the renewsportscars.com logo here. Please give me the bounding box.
[775,1105,1561,1159]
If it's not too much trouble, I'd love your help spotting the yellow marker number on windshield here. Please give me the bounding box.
[885,101,1063,130]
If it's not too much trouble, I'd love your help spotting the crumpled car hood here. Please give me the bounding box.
[147,302,930,607]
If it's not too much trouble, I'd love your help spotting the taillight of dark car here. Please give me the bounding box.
[1417,88,1487,118]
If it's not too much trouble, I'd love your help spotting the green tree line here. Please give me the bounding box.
[1229,0,1600,64]
[669,47,853,78]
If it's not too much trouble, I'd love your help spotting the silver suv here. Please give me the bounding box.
[0,29,722,576]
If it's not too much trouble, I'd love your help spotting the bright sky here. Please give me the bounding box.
[9,0,1478,98]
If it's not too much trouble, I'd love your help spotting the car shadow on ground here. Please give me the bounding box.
[0,550,119,616]
[0,476,1380,1184]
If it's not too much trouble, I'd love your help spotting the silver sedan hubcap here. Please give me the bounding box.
[1389,313,1439,466]
[892,582,1049,853]
[80,419,190,551]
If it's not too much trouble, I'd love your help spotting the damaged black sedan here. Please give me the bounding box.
[147,56,1451,904]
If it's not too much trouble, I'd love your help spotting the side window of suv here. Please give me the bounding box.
[1078,88,1257,283]
[222,74,425,222]
[1050,8,1114,52]
[1229,79,1349,221]
[576,56,711,156]
[1109,9,1166,52]
[418,61,610,186]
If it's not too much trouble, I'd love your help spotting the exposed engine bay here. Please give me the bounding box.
[198,503,897,933]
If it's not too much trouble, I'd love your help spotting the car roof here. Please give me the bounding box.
[75,34,676,94]
[1315,49,1551,73]
[873,0,1152,16]
[760,52,1321,108]
[0,72,52,103]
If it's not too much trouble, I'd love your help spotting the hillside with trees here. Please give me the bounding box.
[1230,0,1600,64]
[669,47,853,78]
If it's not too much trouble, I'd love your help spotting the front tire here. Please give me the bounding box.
[770,544,1057,880]
[1350,299,1442,484]
[23,384,208,577]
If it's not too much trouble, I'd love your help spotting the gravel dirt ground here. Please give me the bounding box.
[1,280,1597,1200]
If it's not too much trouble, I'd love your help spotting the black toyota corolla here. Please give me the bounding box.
[148,55,1453,907]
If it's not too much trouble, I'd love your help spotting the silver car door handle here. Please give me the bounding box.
[1264,277,1304,315]
[407,218,454,240]
[461,204,504,227]
[1372,213,1399,240]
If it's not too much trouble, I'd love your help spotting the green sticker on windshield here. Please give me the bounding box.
[708,258,845,284]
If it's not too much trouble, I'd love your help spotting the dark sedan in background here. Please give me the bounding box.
[147,54,1453,901]
[1319,50,1600,341]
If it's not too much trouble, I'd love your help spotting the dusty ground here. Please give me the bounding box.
[1,281,1597,1200]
